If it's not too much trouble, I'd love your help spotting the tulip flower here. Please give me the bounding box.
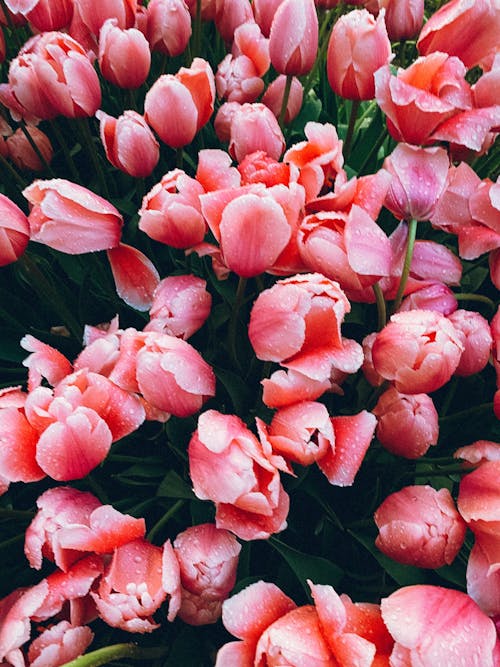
[214,0,253,44]
[24,0,74,31]
[27,621,94,667]
[448,309,493,377]
[98,19,151,89]
[107,243,160,311]
[73,0,136,37]
[269,0,318,76]
[146,0,192,56]
[6,125,53,172]
[0,193,30,267]
[262,75,303,124]
[253,0,284,37]
[228,102,285,163]
[380,0,424,41]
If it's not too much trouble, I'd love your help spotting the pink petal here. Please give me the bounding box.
[107,243,160,311]
[0,407,45,482]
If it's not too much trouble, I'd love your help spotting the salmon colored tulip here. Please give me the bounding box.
[97,109,159,177]
[195,147,241,192]
[144,275,212,340]
[372,310,465,394]
[269,0,318,76]
[6,125,53,172]
[398,282,458,316]
[238,150,295,188]
[261,368,331,408]
[184,0,216,20]
[252,0,284,37]
[0,193,30,266]
[374,485,466,568]
[473,53,500,109]
[73,0,136,36]
[107,243,160,311]
[228,102,285,162]
[138,168,206,249]
[20,334,72,392]
[327,8,392,101]
[24,0,74,31]
[146,0,192,56]
[417,0,500,69]
[232,20,270,78]
[144,58,215,148]
[216,53,264,103]
[27,621,93,667]
[454,440,500,467]
[23,179,123,254]
[188,410,290,540]
[98,19,151,89]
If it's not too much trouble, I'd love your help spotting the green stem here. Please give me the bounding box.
[412,466,467,477]
[176,148,184,169]
[343,99,360,160]
[357,123,388,175]
[302,8,334,98]
[60,644,168,667]
[76,117,111,198]
[391,218,417,314]
[0,508,35,519]
[19,121,56,177]
[278,74,293,129]
[439,375,458,417]
[50,119,80,181]
[0,534,24,552]
[439,402,494,424]
[454,293,496,310]
[372,281,386,331]
[228,276,247,369]
[147,500,185,543]
[0,150,28,189]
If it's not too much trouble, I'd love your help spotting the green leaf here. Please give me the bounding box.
[164,626,205,667]
[157,470,196,500]
[214,366,252,414]
[269,537,343,594]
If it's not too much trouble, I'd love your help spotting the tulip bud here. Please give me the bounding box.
[269,0,318,76]
[6,126,53,172]
[25,0,74,31]
[0,193,30,267]
[448,309,493,377]
[379,0,424,41]
[146,0,192,56]
[262,75,303,124]
[228,102,285,162]
[98,19,151,89]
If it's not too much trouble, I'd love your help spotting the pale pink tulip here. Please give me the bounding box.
[373,386,439,459]
[448,309,493,377]
[27,621,93,667]
[189,410,290,540]
[466,541,500,618]
[6,125,53,172]
[214,0,253,44]
[74,0,136,36]
[327,9,391,101]
[145,275,212,340]
[371,310,465,394]
[146,0,192,56]
[262,75,303,124]
[269,0,318,76]
[24,0,73,31]
[98,19,151,89]
[139,169,206,249]
[374,485,466,568]
[228,102,285,162]
[23,179,123,254]
[97,110,159,177]
[261,368,331,408]
[0,193,30,266]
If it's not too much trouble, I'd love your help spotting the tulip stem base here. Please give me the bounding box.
[391,218,417,314]
[372,281,386,331]
[60,643,168,667]
[278,74,294,129]
[20,121,56,177]
[343,100,360,161]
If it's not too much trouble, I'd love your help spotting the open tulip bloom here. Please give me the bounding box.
[1,0,500,664]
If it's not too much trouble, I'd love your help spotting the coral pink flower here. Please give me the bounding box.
[214,0,253,44]
[6,126,53,172]
[374,485,466,568]
[398,281,458,316]
[189,410,290,540]
[98,19,151,89]
[25,486,146,571]
[466,541,500,619]
[92,537,181,632]
[371,310,465,394]
[379,0,424,41]
[107,243,160,311]
[455,440,500,467]
[139,168,206,249]
[145,275,212,340]
[253,0,284,37]
[74,0,136,36]
[97,110,159,178]
[23,179,123,254]
[417,0,500,69]
[262,75,303,124]
[232,21,270,78]
[20,334,72,392]
[0,193,30,266]
[327,9,392,101]
[184,0,216,20]
[228,102,285,163]
[27,621,93,667]
[261,368,331,408]
[383,143,450,221]
[473,53,500,109]
[269,0,318,76]
[448,309,493,377]
[216,53,264,104]
[195,148,241,192]
[146,0,192,56]
[173,523,241,625]
[373,386,439,459]
[238,150,295,188]
[458,460,500,546]
[0,32,101,121]
[144,58,215,148]
[0,403,45,484]
[23,0,73,31]
[381,585,499,665]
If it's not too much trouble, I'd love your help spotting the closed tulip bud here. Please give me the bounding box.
[253,0,284,37]
[146,0,192,57]
[398,282,458,317]
[375,485,466,568]
[184,0,217,21]
[269,0,318,76]
[74,0,136,37]
[228,102,285,162]
[327,8,392,101]
[373,386,439,459]
[214,0,253,44]
[99,19,151,89]
[97,109,159,178]
[262,75,303,124]
[6,126,53,172]
[379,0,424,41]
[216,54,264,103]
[0,193,30,267]
[448,309,493,377]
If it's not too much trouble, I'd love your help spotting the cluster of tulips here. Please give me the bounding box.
[1,0,500,665]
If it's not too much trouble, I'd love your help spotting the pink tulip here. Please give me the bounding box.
[173,523,241,625]
[24,0,74,31]
[371,310,465,394]
[6,125,53,172]
[214,0,253,44]
[24,486,146,571]
[0,32,101,121]
[216,53,264,104]
[455,440,500,467]
[144,58,215,148]
[327,9,392,101]
[473,53,500,109]
[373,386,439,459]
[383,143,449,221]
[466,541,500,619]
[417,0,500,69]
[379,0,424,41]
[252,0,284,37]
[184,0,216,20]
[107,243,160,311]
[138,168,206,249]
[374,485,466,568]
[98,19,151,89]
[213,100,241,143]
[74,0,136,36]
[262,75,303,124]
[23,179,123,254]
[97,110,159,177]
[146,0,192,56]
[269,0,318,76]
[92,537,181,631]
[21,334,72,392]
[188,410,290,540]
[238,150,295,188]
[195,147,241,191]
[228,102,285,162]
[27,621,93,667]
[145,275,212,340]
[448,309,493,377]
[261,368,331,408]
[0,193,30,267]
[232,20,270,77]
[398,282,458,316]
[381,585,499,665]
